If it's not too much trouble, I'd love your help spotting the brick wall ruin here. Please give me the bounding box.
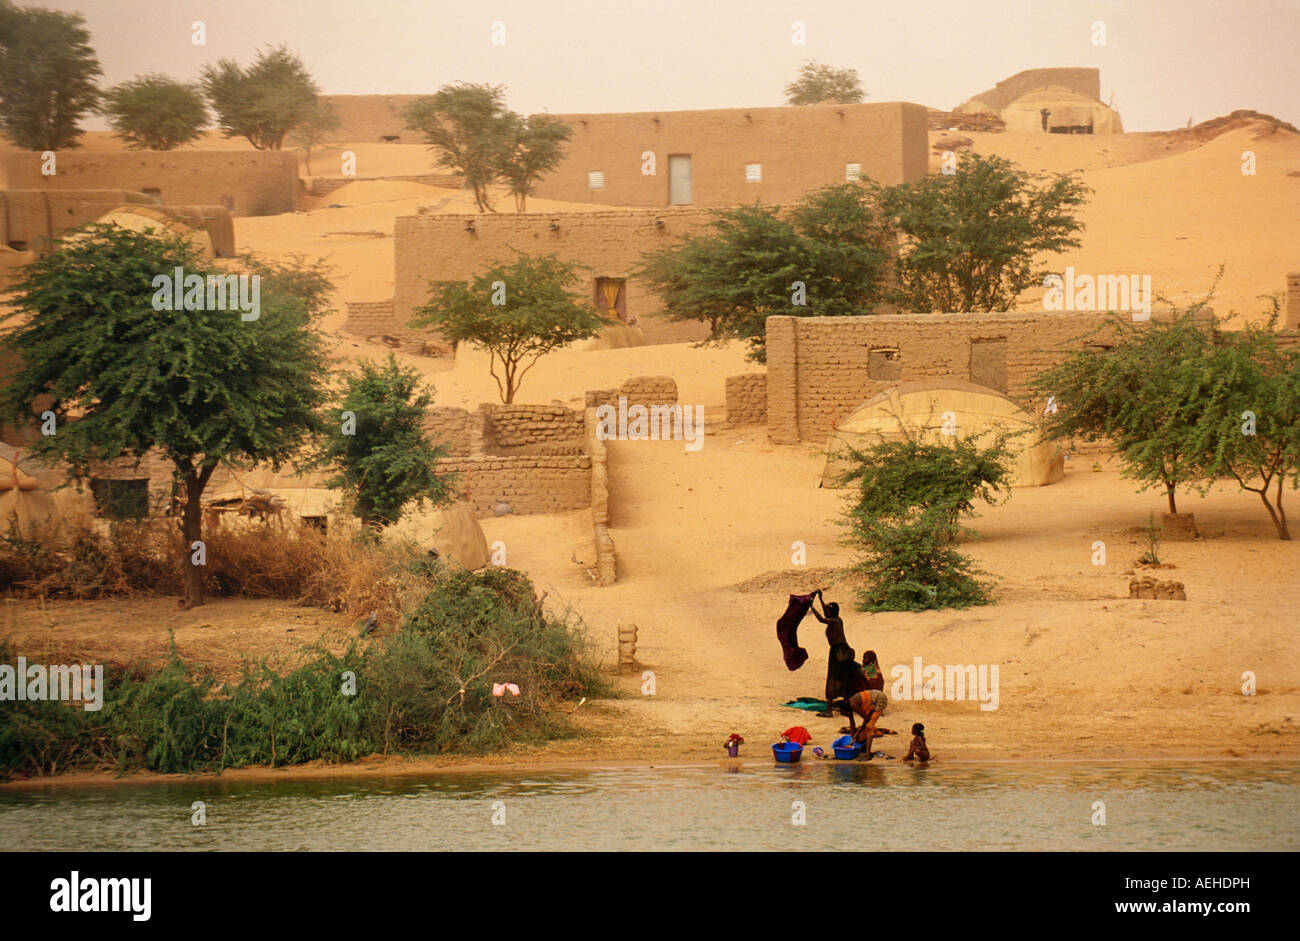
[424,403,593,517]
[725,373,768,426]
[482,404,585,455]
[764,311,1126,444]
[342,300,450,355]
[4,151,299,217]
[585,375,679,409]
[437,453,592,517]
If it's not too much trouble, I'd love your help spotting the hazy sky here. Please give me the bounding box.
[42,0,1300,132]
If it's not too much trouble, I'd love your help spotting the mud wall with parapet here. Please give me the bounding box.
[435,454,593,517]
[2,192,236,259]
[481,404,585,454]
[964,68,1101,112]
[393,208,719,346]
[1,189,150,248]
[725,373,767,426]
[420,399,617,580]
[764,311,1124,444]
[424,407,473,457]
[419,404,593,517]
[3,152,299,217]
[532,101,929,207]
[585,375,679,409]
[1287,272,1300,330]
[318,95,426,144]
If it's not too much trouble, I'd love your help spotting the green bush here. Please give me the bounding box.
[0,567,609,778]
[841,432,1013,611]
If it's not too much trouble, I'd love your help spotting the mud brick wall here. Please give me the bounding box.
[585,375,679,409]
[4,151,299,217]
[318,94,426,144]
[342,300,447,354]
[435,455,592,517]
[424,407,472,457]
[533,101,928,206]
[342,300,400,336]
[765,311,1123,444]
[725,373,767,425]
[481,404,585,455]
[1,189,150,248]
[394,208,718,346]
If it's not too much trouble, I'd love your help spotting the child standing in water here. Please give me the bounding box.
[904,723,931,762]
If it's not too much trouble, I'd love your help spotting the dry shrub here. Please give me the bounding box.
[1,511,436,623]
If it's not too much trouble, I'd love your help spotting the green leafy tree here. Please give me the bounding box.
[784,61,865,105]
[638,183,891,361]
[840,429,1014,611]
[411,254,608,403]
[101,74,208,151]
[0,0,102,150]
[405,83,573,213]
[0,224,333,608]
[1032,311,1214,516]
[1180,315,1300,539]
[316,354,457,530]
[405,83,514,211]
[289,98,340,175]
[201,45,320,150]
[498,113,573,211]
[877,153,1089,312]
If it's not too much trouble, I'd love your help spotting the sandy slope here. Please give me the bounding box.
[929,124,1300,322]
[478,427,1299,764]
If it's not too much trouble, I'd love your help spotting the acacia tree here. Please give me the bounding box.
[0,0,102,150]
[289,99,340,175]
[405,84,513,211]
[1032,311,1215,516]
[201,45,320,150]
[405,83,573,212]
[101,74,208,150]
[0,224,332,608]
[315,354,456,530]
[498,113,573,211]
[1182,319,1300,539]
[637,183,891,361]
[876,153,1090,312]
[411,254,607,403]
[784,61,865,105]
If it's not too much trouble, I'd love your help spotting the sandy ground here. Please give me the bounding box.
[6,439,1298,782]
[3,121,1299,785]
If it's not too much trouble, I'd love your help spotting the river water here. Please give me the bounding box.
[2,761,1296,851]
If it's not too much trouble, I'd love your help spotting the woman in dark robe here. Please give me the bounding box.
[808,590,855,720]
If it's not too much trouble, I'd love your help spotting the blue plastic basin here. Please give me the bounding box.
[772,742,803,763]
[832,735,863,760]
